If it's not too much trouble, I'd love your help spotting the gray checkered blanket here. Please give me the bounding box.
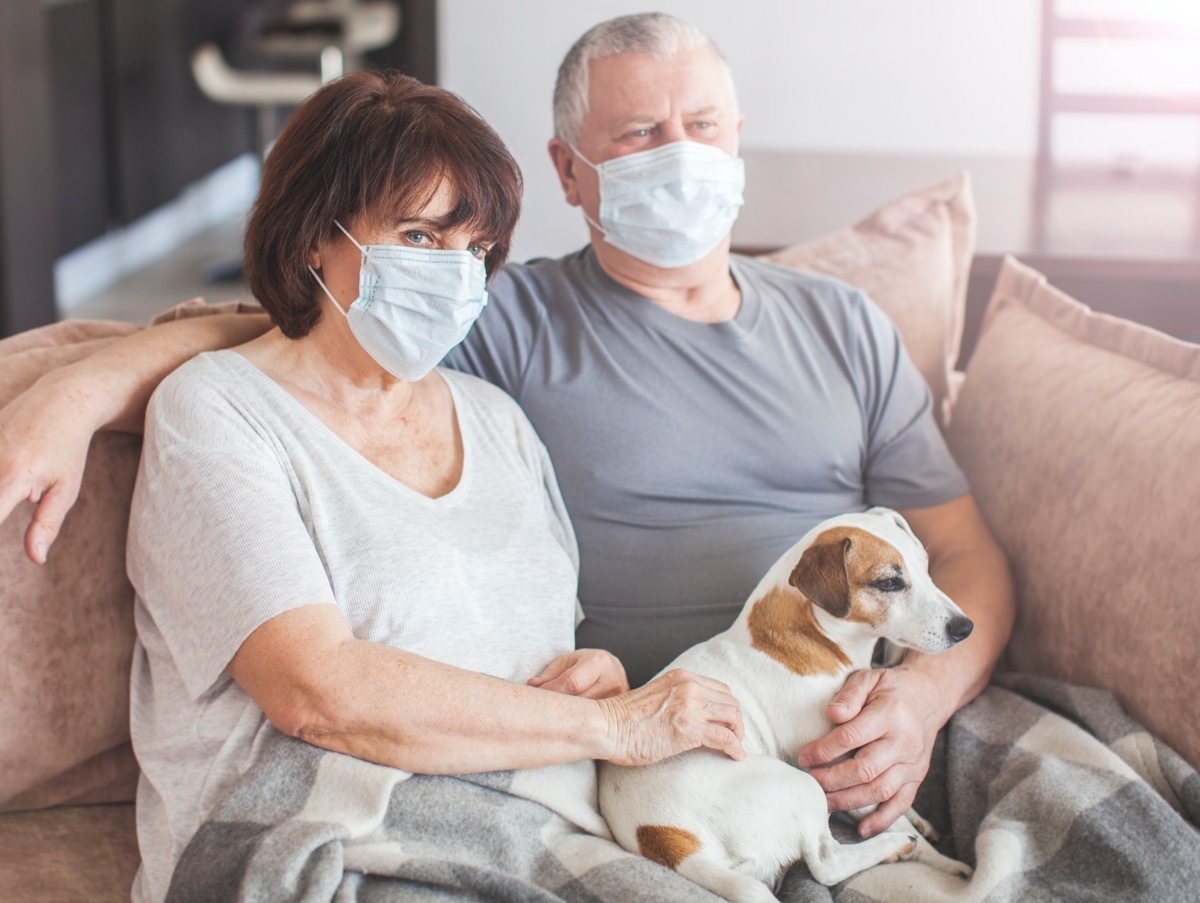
[168,674,1200,902]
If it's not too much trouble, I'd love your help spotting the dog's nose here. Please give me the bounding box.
[946,615,974,644]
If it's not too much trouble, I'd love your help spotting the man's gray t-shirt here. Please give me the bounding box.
[126,353,582,902]
[446,247,968,685]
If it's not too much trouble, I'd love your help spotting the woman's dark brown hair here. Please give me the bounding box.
[244,70,523,338]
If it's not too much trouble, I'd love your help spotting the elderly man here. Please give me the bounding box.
[0,13,1012,840]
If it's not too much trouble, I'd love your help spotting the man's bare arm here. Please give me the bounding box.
[0,312,270,562]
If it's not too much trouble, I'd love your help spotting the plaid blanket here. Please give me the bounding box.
[168,674,1200,902]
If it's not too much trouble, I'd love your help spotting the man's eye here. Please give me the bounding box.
[873,577,906,593]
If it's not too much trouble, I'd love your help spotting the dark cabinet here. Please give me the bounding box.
[1,0,254,335]
[107,0,253,225]
[47,0,110,255]
[0,0,436,337]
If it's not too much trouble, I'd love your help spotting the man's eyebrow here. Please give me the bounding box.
[612,106,723,132]
[613,113,660,130]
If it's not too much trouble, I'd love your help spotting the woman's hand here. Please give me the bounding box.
[0,373,96,564]
[598,669,746,766]
[528,649,629,699]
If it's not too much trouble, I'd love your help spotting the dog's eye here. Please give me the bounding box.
[872,577,906,592]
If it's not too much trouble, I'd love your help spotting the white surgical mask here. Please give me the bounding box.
[310,221,488,381]
[573,140,745,268]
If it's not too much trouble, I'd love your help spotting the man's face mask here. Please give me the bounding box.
[310,221,488,382]
[572,140,745,269]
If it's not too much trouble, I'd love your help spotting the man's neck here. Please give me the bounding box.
[592,237,742,324]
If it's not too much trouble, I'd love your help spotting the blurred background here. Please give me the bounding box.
[1,0,1197,348]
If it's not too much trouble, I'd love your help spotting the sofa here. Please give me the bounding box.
[1,173,1197,901]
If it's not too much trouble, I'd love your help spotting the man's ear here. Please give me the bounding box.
[789,536,852,618]
[547,138,582,207]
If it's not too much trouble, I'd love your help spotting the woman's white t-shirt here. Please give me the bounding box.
[126,351,581,902]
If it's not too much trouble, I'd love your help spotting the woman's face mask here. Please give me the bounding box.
[310,221,488,382]
[573,140,745,269]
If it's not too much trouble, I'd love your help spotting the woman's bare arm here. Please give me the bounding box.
[0,312,271,562]
[230,603,747,773]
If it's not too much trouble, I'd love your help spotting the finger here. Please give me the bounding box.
[25,482,76,565]
[663,669,737,697]
[583,667,628,699]
[702,724,746,761]
[700,699,744,738]
[797,709,887,769]
[819,760,910,814]
[0,482,30,531]
[540,674,594,696]
[857,785,918,838]
[807,749,882,794]
[527,653,574,687]
[575,650,628,698]
[539,660,604,697]
[827,669,876,724]
[722,697,745,740]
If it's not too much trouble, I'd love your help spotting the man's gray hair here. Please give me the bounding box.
[553,13,736,145]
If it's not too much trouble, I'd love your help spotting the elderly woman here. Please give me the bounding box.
[125,70,742,902]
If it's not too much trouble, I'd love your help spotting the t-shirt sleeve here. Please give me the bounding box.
[853,295,970,509]
[126,370,336,700]
[536,436,585,628]
[496,383,582,625]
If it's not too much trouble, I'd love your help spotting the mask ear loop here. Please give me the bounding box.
[334,220,369,255]
[310,220,369,318]
[566,147,613,241]
[309,266,349,319]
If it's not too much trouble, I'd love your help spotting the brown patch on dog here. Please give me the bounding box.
[789,536,853,617]
[637,824,702,869]
[747,587,852,676]
[792,527,905,628]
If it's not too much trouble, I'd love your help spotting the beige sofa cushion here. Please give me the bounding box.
[0,300,260,814]
[759,172,975,428]
[946,256,1200,768]
[0,803,138,901]
[0,320,144,813]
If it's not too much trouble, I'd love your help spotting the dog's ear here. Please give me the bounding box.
[789,536,852,618]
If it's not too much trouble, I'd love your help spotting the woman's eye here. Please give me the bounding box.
[405,231,431,245]
[468,245,489,260]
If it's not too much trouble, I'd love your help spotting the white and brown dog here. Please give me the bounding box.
[598,508,974,903]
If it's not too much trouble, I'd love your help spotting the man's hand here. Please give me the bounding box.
[0,374,95,564]
[528,648,629,699]
[598,668,746,766]
[796,665,944,838]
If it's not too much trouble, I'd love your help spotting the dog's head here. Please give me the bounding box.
[784,508,973,654]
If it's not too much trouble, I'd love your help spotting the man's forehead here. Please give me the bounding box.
[583,48,734,123]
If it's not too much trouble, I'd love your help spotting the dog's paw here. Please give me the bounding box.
[886,834,920,862]
[906,809,941,842]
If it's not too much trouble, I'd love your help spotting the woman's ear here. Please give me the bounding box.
[308,247,322,270]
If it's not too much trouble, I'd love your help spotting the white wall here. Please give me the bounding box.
[438,1,1043,260]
